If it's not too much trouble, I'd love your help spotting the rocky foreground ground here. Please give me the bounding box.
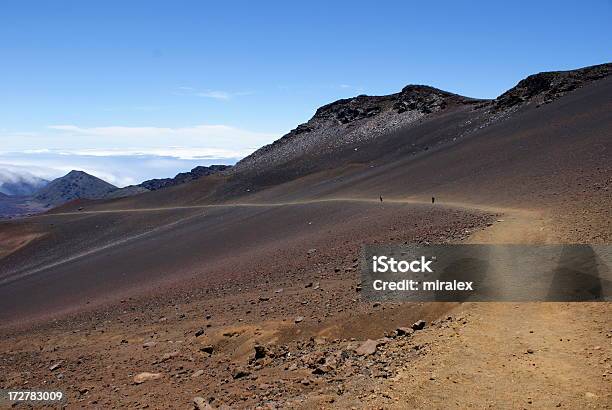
[1,203,610,409]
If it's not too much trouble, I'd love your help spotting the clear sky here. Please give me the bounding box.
[0,0,610,186]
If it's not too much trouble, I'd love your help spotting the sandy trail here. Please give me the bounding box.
[346,205,612,409]
[41,196,521,216]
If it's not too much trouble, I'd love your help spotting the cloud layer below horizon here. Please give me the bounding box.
[0,124,278,187]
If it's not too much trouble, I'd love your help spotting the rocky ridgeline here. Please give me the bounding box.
[106,165,232,200]
[494,62,611,110]
[232,63,611,181]
[139,165,232,191]
[312,85,466,125]
[233,85,480,176]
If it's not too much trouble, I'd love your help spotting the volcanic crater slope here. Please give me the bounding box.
[228,62,611,193]
[230,85,484,185]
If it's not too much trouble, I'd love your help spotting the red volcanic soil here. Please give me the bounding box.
[0,68,610,409]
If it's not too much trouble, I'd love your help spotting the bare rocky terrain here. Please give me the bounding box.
[0,63,610,409]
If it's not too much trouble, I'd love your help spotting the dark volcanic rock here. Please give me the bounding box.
[393,85,456,114]
[140,165,231,191]
[232,367,250,379]
[494,63,611,110]
[412,320,426,331]
[311,85,469,126]
[253,345,268,360]
[104,185,149,199]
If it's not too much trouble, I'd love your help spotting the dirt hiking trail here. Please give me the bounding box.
[329,205,611,409]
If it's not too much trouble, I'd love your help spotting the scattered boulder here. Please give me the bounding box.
[396,327,414,337]
[254,345,268,360]
[195,329,205,337]
[412,320,426,330]
[49,362,62,371]
[193,396,215,409]
[200,345,214,354]
[355,339,378,356]
[312,364,334,375]
[295,316,304,323]
[160,351,179,362]
[191,369,205,378]
[133,372,163,384]
[232,367,250,379]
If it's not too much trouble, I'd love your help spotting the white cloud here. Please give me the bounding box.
[54,147,251,160]
[0,122,279,186]
[195,90,254,100]
[0,152,241,188]
[47,123,268,140]
[196,90,233,100]
[0,167,48,187]
[102,105,162,112]
[1,124,277,155]
[174,86,253,100]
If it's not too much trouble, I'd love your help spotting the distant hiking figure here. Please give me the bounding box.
[432,196,435,204]
[379,195,383,203]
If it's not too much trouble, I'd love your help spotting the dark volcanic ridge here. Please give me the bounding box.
[107,165,232,200]
[494,63,611,110]
[139,165,232,191]
[229,62,611,190]
[231,85,483,179]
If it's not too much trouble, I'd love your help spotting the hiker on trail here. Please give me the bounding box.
[432,196,435,204]
[380,195,383,203]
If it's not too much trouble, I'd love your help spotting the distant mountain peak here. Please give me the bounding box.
[34,170,117,207]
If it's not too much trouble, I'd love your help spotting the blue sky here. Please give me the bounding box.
[0,0,610,186]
